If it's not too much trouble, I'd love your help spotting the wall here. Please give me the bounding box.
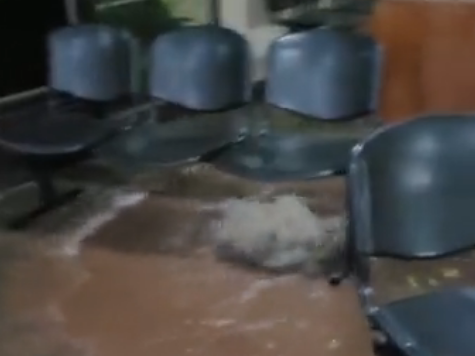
[219,0,287,80]
[94,0,286,80]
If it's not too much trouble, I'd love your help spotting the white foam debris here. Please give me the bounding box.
[200,319,236,328]
[266,342,276,349]
[55,190,147,256]
[239,276,293,304]
[112,190,148,209]
[215,195,326,252]
[328,339,342,350]
[238,318,287,332]
[213,195,344,271]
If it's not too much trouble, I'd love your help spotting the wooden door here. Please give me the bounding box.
[370,0,475,123]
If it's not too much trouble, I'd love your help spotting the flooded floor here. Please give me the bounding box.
[62,249,371,356]
[0,208,370,356]
[0,171,374,356]
[0,241,372,356]
[0,165,472,356]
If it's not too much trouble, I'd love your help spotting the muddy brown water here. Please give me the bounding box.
[0,167,472,356]
[0,236,373,356]
[61,248,372,356]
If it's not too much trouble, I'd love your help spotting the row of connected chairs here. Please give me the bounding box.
[48,23,380,118]
[330,114,475,356]
[48,24,249,111]
[0,23,381,227]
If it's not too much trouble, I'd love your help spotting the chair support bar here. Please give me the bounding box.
[6,165,82,229]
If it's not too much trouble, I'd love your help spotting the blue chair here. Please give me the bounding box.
[48,24,138,101]
[0,24,141,228]
[332,114,475,355]
[149,25,251,111]
[266,27,381,120]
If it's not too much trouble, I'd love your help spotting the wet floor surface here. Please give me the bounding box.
[0,203,372,356]
[0,242,372,356]
[0,167,473,356]
[62,249,372,356]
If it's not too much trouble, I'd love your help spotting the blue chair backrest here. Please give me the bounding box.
[350,115,475,258]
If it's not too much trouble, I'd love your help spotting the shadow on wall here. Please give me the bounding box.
[83,0,192,43]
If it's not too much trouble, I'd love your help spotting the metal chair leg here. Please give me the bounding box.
[6,167,82,229]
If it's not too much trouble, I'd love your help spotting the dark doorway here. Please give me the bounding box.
[0,0,68,97]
